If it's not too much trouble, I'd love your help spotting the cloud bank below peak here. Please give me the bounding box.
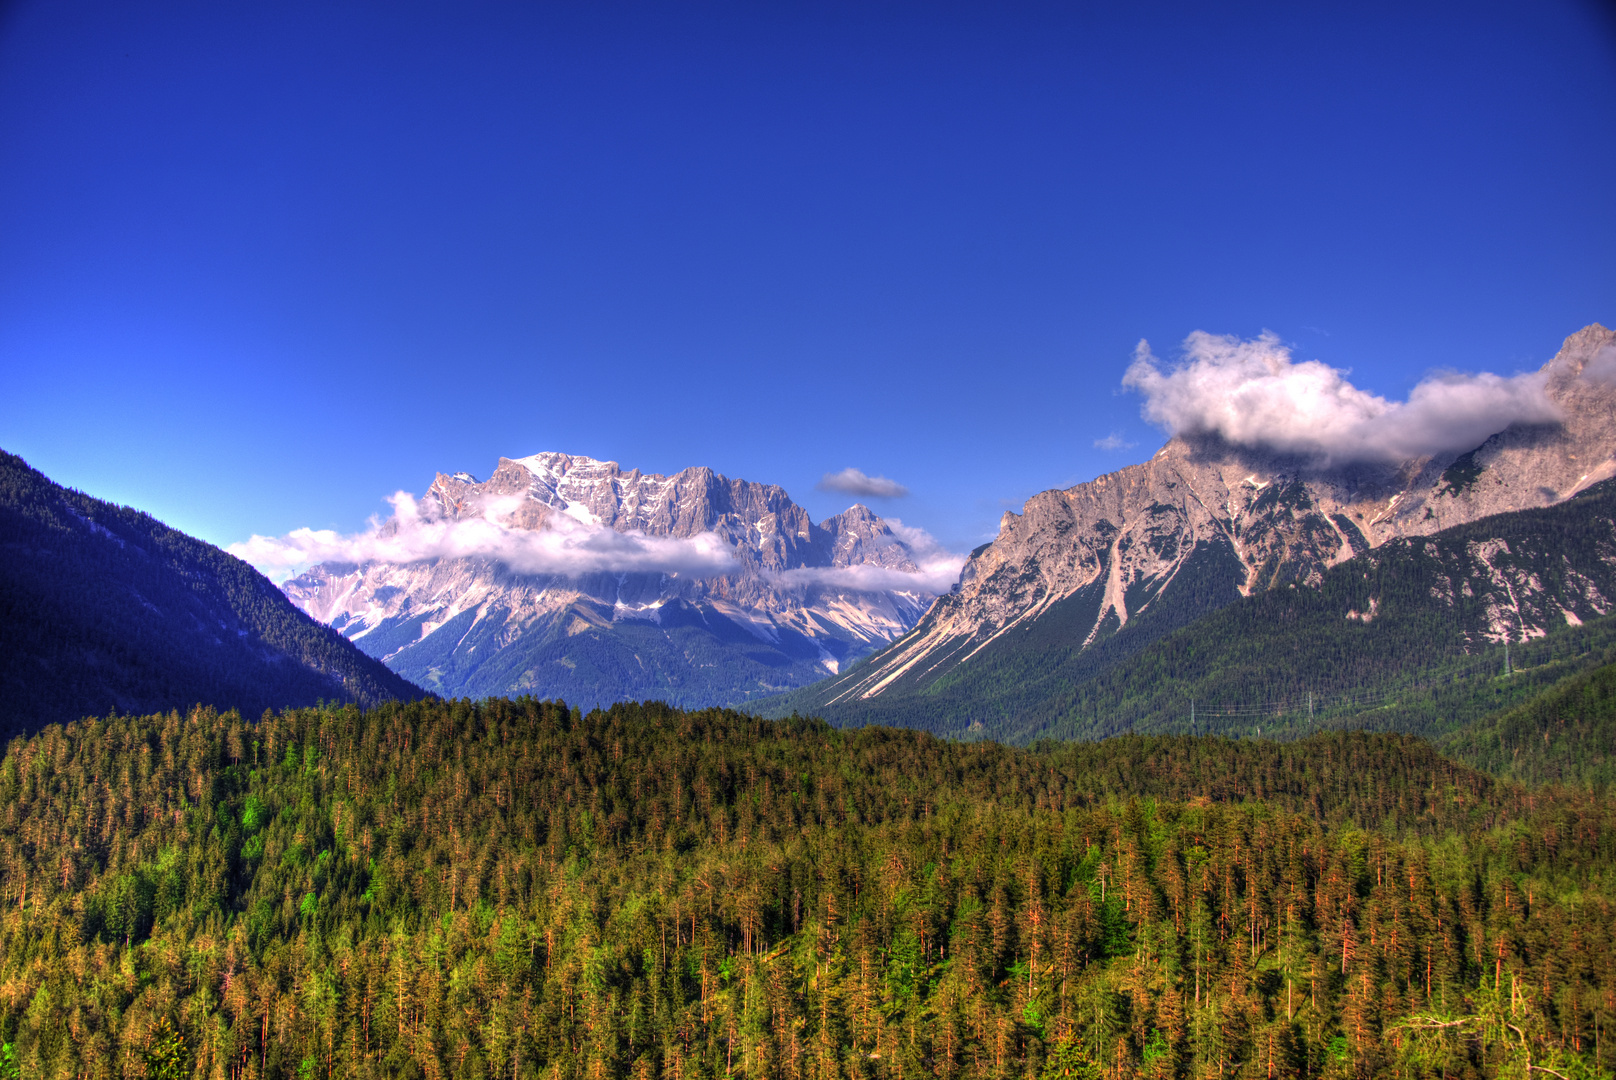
[817,467,909,498]
[770,518,965,596]
[229,491,963,596]
[228,491,739,584]
[1122,331,1563,466]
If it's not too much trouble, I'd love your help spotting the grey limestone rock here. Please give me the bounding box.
[282,453,937,704]
[819,324,1616,707]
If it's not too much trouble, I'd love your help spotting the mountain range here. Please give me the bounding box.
[281,453,946,709]
[0,450,420,738]
[8,332,1616,1078]
[763,323,1616,737]
[20,324,1607,748]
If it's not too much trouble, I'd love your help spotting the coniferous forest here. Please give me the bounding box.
[2,699,1613,1079]
[0,451,420,739]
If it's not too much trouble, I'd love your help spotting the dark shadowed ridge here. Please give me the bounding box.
[0,450,425,738]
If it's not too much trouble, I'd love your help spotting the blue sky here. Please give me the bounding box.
[3,0,1614,557]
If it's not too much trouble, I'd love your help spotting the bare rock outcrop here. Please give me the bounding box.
[283,453,940,705]
[817,324,1616,706]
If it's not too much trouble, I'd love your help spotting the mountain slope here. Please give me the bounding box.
[0,451,422,737]
[1027,476,1616,740]
[282,453,946,708]
[771,323,1616,730]
[1437,652,1616,790]
[776,476,1616,748]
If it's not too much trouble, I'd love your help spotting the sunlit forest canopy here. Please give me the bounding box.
[1,698,1612,1078]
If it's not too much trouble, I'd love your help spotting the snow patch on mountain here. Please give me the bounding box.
[268,453,960,704]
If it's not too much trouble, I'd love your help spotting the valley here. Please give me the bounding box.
[9,4,1613,1075]
[3,327,1616,1079]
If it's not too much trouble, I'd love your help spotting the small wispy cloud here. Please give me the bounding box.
[1093,432,1135,452]
[1123,331,1562,465]
[816,467,910,499]
[229,491,738,584]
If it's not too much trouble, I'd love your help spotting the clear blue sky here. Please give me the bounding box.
[3,0,1614,555]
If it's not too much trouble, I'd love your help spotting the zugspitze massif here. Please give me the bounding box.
[281,453,952,707]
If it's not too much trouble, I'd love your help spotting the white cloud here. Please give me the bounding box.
[767,517,965,595]
[1093,432,1135,451]
[768,561,962,595]
[1581,344,1616,386]
[1122,331,1562,465]
[229,491,965,596]
[229,490,738,583]
[817,467,910,498]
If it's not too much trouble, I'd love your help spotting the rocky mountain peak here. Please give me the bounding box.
[282,453,949,707]
[1545,322,1614,378]
[815,325,1616,708]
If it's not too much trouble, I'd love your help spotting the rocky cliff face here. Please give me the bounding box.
[282,454,941,707]
[810,324,1616,708]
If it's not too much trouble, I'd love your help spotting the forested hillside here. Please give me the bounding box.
[2,700,1612,1079]
[1436,656,1616,790]
[768,477,1616,753]
[0,451,422,739]
[762,325,1616,741]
